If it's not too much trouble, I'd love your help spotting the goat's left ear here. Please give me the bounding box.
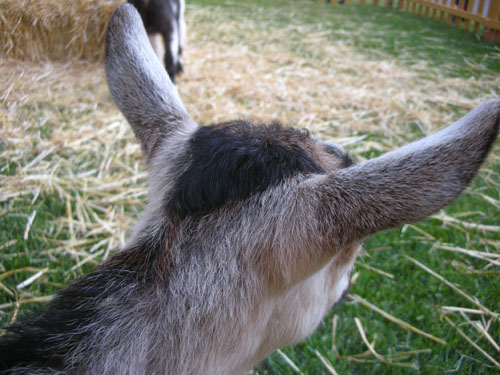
[305,100,500,249]
[105,3,197,162]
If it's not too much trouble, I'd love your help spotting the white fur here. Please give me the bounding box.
[179,0,186,50]
[169,21,180,65]
[148,33,165,64]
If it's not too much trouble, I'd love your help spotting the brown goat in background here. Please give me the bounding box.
[0,4,499,375]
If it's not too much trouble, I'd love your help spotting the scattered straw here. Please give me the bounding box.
[16,267,48,290]
[332,314,374,361]
[355,261,394,279]
[0,240,17,251]
[0,282,14,298]
[433,213,500,233]
[471,321,500,353]
[349,294,446,345]
[457,311,500,353]
[441,306,489,315]
[406,256,499,320]
[0,295,53,311]
[0,267,48,283]
[435,244,500,266]
[354,317,419,370]
[443,316,500,369]
[22,209,36,240]
[276,349,304,374]
[314,350,340,375]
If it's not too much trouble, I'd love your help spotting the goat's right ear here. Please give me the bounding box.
[105,4,197,162]
[307,100,500,249]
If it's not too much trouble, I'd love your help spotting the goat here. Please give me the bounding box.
[0,4,499,375]
[128,0,186,83]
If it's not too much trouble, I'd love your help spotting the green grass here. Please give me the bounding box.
[195,0,500,77]
[1,0,499,374]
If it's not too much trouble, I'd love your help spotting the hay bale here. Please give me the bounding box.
[0,0,124,62]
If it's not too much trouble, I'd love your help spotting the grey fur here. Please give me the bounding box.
[2,4,499,375]
[105,3,196,163]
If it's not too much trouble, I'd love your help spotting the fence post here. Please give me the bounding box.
[373,0,379,6]
[447,1,454,25]
[439,0,446,22]
[473,0,486,34]
[464,0,472,30]
[456,0,466,29]
[484,0,500,41]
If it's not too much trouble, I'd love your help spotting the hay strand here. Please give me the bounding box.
[354,317,419,370]
[406,256,499,320]
[349,294,447,345]
[443,316,500,369]
[276,349,304,374]
[314,350,340,375]
[0,296,53,311]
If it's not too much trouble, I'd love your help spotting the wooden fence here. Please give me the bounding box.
[319,0,500,42]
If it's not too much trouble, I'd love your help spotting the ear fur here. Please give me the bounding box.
[310,100,500,248]
[105,3,196,162]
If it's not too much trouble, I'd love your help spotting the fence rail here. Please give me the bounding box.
[318,0,500,42]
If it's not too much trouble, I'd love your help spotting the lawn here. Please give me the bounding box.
[1,0,499,374]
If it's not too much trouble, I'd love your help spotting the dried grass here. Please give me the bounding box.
[348,293,447,345]
[0,0,124,61]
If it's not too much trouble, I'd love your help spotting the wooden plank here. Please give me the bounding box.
[411,0,500,31]
[406,0,411,12]
[419,3,425,16]
[456,0,466,29]
[484,0,500,41]
[464,0,473,30]
[473,0,485,34]
[398,0,404,10]
[439,0,445,22]
[373,0,379,6]
[447,9,454,25]
[449,0,456,25]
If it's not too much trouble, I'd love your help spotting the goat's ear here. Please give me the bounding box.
[309,100,500,247]
[105,3,197,162]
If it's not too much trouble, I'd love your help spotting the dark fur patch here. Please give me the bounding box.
[324,143,354,168]
[0,267,138,373]
[0,233,167,373]
[168,120,325,219]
